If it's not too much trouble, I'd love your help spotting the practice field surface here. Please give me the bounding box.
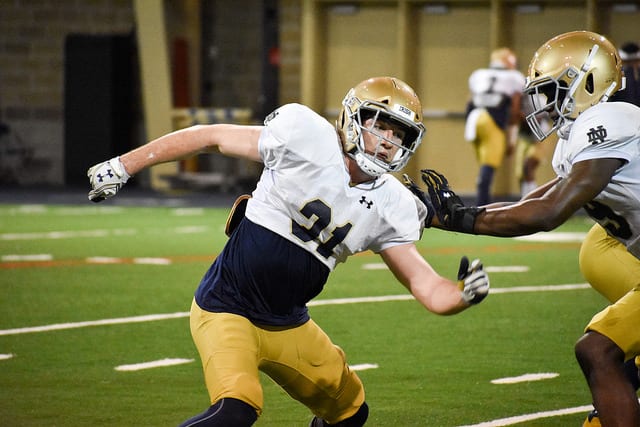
[0,202,625,426]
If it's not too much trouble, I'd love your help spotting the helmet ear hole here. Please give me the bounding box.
[585,73,594,94]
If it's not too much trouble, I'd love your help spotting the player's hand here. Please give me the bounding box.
[457,256,489,305]
[402,174,435,227]
[87,157,130,202]
[419,169,484,234]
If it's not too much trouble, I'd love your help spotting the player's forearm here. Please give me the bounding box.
[410,277,469,315]
[119,124,261,175]
[119,126,211,175]
[474,200,566,236]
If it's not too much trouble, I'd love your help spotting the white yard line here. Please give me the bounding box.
[491,373,559,384]
[0,226,208,241]
[0,312,189,336]
[0,283,590,336]
[515,232,587,243]
[457,404,595,427]
[0,281,610,425]
[459,399,640,427]
[115,358,194,371]
[1,254,53,262]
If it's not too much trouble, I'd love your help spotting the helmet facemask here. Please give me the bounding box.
[341,89,425,177]
[524,74,571,140]
[524,32,623,141]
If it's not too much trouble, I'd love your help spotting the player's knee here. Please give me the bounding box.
[178,397,258,427]
[575,331,624,372]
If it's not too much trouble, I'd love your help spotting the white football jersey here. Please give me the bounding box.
[244,103,427,270]
[468,68,525,108]
[552,101,640,258]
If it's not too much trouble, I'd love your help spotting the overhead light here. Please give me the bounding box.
[422,4,449,14]
[330,4,359,15]
[515,4,542,14]
[612,3,639,13]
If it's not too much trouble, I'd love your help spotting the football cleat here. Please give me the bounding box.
[582,409,601,427]
[309,416,327,427]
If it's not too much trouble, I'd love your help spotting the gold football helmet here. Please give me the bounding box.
[490,47,517,70]
[524,31,623,140]
[337,77,426,177]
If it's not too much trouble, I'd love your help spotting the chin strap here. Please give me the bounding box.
[600,80,620,102]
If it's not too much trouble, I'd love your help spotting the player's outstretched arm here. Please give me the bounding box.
[380,243,489,315]
[87,124,263,202]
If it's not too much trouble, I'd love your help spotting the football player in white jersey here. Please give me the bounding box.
[408,32,640,427]
[87,76,490,426]
[465,47,526,205]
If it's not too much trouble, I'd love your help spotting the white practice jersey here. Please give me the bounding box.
[552,101,640,258]
[468,67,525,109]
[244,103,428,270]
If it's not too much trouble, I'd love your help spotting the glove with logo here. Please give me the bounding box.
[87,157,130,202]
[457,256,489,305]
[419,169,484,234]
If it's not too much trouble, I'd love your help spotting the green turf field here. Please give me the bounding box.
[0,202,619,426]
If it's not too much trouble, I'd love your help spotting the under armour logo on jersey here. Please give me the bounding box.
[96,169,114,182]
[359,196,374,209]
[263,110,279,125]
[587,125,607,145]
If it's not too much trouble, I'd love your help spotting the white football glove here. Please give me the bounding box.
[457,256,489,305]
[87,156,130,202]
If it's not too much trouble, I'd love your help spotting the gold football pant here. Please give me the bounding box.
[579,224,640,361]
[189,300,365,423]
[471,110,507,169]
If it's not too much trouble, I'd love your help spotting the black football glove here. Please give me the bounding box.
[419,169,484,234]
[402,174,435,227]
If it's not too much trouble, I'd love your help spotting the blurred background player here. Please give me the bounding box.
[411,31,640,427]
[610,40,640,106]
[87,76,490,427]
[464,47,526,205]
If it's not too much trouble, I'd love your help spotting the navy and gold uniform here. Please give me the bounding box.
[192,103,427,422]
[465,48,526,205]
[87,76,491,427]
